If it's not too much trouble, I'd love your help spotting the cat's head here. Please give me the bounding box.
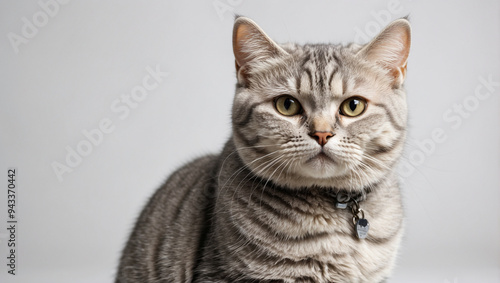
[231,17,410,191]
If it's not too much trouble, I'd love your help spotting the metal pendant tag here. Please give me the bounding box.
[355,218,370,239]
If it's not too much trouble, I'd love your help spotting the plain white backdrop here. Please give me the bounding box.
[0,1,499,282]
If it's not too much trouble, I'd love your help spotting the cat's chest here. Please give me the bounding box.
[204,224,403,283]
[215,185,404,283]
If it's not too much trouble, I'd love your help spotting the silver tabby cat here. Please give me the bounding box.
[116,16,411,283]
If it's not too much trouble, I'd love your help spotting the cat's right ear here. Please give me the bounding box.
[357,18,411,87]
[233,17,288,85]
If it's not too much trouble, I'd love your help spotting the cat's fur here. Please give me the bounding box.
[116,17,411,283]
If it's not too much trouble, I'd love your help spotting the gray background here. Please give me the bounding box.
[0,1,499,282]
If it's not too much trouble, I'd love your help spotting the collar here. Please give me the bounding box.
[247,175,373,239]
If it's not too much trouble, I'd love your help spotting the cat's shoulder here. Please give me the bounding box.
[154,154,219,199]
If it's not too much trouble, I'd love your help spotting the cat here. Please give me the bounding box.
[116,16,411,283]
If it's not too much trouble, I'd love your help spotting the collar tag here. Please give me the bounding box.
[351,200,370,239]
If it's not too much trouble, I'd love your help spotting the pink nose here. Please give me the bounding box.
[310,131,334,146]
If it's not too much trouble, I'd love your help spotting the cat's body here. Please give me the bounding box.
[116,17,411,283]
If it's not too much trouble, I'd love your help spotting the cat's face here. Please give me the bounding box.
[231,17,411,191]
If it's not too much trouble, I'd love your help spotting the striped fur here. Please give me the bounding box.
[116,17,411,283]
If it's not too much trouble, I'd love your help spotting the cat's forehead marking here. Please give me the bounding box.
[329,71,344,97]
[295,45,347,110]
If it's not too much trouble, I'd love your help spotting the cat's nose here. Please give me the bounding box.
[310,131,334,146]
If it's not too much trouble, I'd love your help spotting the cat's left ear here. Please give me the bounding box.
[357,18,411,87]
[233,17,288,85]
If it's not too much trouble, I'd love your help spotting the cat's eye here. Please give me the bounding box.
[340,97,367,117]
[274,95,302,116]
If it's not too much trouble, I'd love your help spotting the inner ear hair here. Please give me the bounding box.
[232,17,288,84]
[358,18,411,86]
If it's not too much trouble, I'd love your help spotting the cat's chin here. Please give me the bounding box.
[299,152,348,179]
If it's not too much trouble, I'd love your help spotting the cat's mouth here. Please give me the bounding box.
[298,150,339,179]
[307,150,335,164]
[298,149,351,179]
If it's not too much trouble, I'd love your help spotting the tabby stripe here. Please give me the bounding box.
[157,176,206,279]
[372,132,403,155]
[260,188,310,215]
[254,183,314,216]
[366,232,399,245]
[328,66,338,91]
[237,203,332,244]
[372,103,405,131]
[151,231,165,280]
[240,208,289,240]
[373,143,397,155]
[234,126,262,149]
[332,52,342,67]
[281,189,316,208]
[232,234,345,275]
[346,114,385,135]
[295,276,316,283]
[191,176,217,282]
[242,190,297,223]
[169,174,204,226]
[301,51,312,68]
[304,68,314,92]
[249,188,348,237]
[236,102,263,127]
[299,115,308,127]
[253,178,369,217]
[295,74,301,95]
[313,51,326,90]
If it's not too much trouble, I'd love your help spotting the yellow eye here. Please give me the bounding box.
[340,97,367,117]
[275,95,302,116]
